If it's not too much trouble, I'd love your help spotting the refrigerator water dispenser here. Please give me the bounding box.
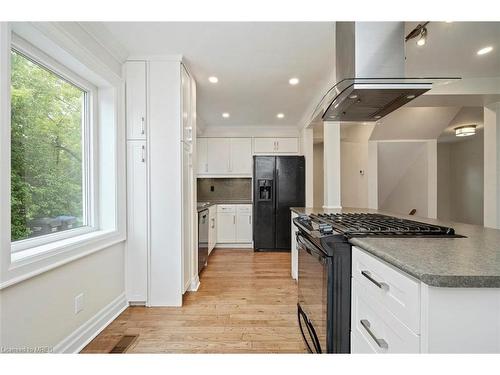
[258,179,273,201]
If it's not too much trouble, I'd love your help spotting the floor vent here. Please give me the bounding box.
[109,335,138,354]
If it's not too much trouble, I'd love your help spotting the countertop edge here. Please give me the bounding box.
[350,238,500,288]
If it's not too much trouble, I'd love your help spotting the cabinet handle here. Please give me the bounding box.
[141,145,145,163]
[141,116,145,135]
[360,319,388,349]
[276,140,279,151]
[233,215,236,224]
[205,163,208,172]
[249,216,252,225]
[361,270,389,291]
[273,141,277,151]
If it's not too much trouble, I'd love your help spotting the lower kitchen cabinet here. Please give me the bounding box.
[236,205,252,242]
[216,204,253,245]
[208,205,217,254]
[351,247,500,353]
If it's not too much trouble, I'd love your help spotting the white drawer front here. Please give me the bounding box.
[352,279,420,353]
[217,204,236,213]
[352,247,420,334]
[237,204,252,213]
[351,332,378,354]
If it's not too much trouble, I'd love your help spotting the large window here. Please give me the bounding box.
[10,47,93,251]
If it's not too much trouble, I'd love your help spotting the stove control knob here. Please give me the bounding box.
[319,223,333,234]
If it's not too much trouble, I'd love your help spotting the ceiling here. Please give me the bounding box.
[405,22,500,78]
[85,22,335,128]
[82,21,500,130]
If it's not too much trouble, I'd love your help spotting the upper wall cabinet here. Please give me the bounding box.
[125,61,147,140]
[197,137,252,177]
[253,137,299,154]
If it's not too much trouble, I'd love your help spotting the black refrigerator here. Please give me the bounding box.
[253,156,305,251]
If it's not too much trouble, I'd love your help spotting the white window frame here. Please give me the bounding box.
[9,35,99,257]
[0,22,126,290]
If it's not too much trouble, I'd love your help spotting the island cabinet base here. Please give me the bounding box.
[351,247,500,354]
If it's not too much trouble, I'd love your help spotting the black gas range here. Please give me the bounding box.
[293,212,459,354]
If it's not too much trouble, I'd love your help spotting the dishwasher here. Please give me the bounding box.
[198,209,209,274]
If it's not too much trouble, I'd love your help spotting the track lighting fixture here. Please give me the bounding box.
[405,22,429,46]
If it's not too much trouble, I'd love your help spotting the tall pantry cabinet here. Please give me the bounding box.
[125,58,197,307]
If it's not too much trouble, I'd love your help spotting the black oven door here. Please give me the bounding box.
[297,233,330,353]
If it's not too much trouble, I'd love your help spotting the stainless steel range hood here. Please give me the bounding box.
[318,22,455,122]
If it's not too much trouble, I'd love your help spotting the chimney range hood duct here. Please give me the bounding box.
[317,22,456,123]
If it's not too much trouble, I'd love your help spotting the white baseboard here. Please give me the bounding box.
[215,243,253,249]
[53,292,128,353]
[188,275,200,291]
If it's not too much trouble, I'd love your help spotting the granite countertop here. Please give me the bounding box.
[197,200,253,212]
[291,207,500,288]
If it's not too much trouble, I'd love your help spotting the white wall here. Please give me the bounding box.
[437,135,484,225]
[0,243,124,350]
[0,22,126,352]
[340,124,373,208]
[378,142,429,217]
[313,142,324,207]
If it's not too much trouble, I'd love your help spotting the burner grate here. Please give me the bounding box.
[311,213,456,237]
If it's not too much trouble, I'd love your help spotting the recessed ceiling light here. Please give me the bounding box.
[208,76,219,83]
[348,94,358,99]
[276,113,285,119]
[445,21,453,23]
[374,115,382,119]
[289,78,299,85]
[406,94,416,99]
[222,113,230,118]
[477,46,493,55]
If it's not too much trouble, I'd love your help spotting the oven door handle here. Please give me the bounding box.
[297,235,328,264]
[307,316,323,354]
[297,304,314,353]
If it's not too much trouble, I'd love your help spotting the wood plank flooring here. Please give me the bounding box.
[81,249,307,353]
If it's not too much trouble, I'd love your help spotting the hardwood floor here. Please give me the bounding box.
[81,249,307,353]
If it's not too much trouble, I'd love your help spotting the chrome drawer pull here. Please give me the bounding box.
[361,270,389,291]
[360,319,388,349]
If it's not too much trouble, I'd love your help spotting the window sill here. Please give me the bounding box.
[1,229,126,290]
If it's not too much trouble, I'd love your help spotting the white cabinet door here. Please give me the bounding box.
[207,138,231,174]
[197,138,208,175]
[253,138,276,154]
[230,138,252,175]
[126,141,148,302]
[236,205,253,243]
[181,65,193,144]
[217,212,236,243]
[276,138,299,153]
[182,142,193,293]
[208,205,217,254]
[125,61,147,140]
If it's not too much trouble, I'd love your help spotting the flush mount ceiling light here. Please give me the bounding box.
[455,125,477,137]
[477,46,493,55]
[405,22,429,47]
[222,112,230,118]
[276,113,285,119]
[289,77,299,85]
[208,76,219,83]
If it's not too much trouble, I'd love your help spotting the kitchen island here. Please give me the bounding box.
[291,207,500,353]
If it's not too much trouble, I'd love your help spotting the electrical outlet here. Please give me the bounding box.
[74,293,84,314]
[210,185,214,192]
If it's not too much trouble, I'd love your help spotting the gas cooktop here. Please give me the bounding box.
[296,212,461,238]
